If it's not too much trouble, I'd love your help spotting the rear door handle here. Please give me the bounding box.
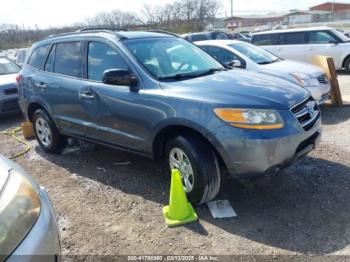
[34,82,47,89]
[80,90,95,99]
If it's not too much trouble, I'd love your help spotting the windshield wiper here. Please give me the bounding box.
[158,68,225,81]
[258,59,280,65]
[158,73,200,81]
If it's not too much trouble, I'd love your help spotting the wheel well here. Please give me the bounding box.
[152,125,226,169]
[27,103,45,122]
[342,54,350,68]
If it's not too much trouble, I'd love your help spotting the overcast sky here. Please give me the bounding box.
[1,0,350,28]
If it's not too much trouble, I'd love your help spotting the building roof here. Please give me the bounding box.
[224,14,287,21]
[286,10,331,16]
[310,1,350,8]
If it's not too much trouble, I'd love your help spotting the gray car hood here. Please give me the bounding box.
[160,69,309,109]
[259,60,324,79]
[0,73,17,86]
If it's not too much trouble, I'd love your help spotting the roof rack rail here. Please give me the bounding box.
[42,29,128,41]
[147,30,180,37]
[77,27,128,32]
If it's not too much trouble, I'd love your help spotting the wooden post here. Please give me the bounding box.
[326,57,343,107]
[312,55,343,107]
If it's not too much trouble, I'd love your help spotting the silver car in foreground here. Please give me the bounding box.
[0,155,60,262]
[196,40,331,105]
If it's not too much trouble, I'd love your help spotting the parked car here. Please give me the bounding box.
[18,30,321,205]
[15,48,30,67]
[0,155,60,261]
[228,33,251,42]
[181,31,230,42]
[196,40,331,104]
[0,56,21,116]
[251,26,350,71]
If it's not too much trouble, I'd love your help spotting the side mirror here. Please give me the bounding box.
[228,59,243,68]
[329,40,338,45]
[102,69,138,91]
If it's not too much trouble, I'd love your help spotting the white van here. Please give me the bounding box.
[252,27,350,71]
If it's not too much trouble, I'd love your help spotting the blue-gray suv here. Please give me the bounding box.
[18,29,322,205]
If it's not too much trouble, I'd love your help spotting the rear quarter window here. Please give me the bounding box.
[252,33,280,46]
[28,44,50,70]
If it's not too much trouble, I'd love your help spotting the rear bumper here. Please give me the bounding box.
[8,188,61,262]
[0,94,20,115]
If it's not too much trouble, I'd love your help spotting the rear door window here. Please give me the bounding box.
[252,34,280,46]
[308,31,337,44]
[191,34,209,42]
[282,32,305,45]
[53,42,82,78]
[87,41,128,82]
[28,44,50,70]
[215,33,229,40]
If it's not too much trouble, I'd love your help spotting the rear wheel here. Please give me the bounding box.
[165,135,221,205]
[33,109,65,153]
[344,57,350,73]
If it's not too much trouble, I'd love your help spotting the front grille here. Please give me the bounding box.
[291,96,320,131]
[4,88,18,95]
[317,74,328,84]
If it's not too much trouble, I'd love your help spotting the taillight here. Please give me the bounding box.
[16,74,22,83]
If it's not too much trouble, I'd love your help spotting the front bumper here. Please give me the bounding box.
[213,112,322,178]
[8,188,61,262]
[305,83,331,105]
[0,94,20,115]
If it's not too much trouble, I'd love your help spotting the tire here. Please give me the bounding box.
[32,109,65,153]
[344,57,350,73]
[164,135,221,205]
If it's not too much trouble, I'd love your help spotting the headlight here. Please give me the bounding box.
[0,89,4,96]
[290,72,319,87]
[0,170,41,255]
[214,108,284,129]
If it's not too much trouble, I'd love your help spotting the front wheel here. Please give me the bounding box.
[165,135,221,205]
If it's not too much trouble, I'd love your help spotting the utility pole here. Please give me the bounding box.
[230,0,233,17]
[332,0,335,13]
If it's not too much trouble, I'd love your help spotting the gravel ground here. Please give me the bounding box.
[0,78,350,259]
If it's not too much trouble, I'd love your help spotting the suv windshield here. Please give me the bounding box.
[124,37,223,80]
[0,57,20,75]
[229,42,280,65]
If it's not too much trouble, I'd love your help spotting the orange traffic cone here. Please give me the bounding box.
[163,169,198,227]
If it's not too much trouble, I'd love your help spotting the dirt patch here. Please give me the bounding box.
[1,105,350,257]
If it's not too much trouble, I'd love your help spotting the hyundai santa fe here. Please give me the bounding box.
[17,29,322,205]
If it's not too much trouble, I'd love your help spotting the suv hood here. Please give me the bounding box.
[259,60,324,79]
[160,69,309,109]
